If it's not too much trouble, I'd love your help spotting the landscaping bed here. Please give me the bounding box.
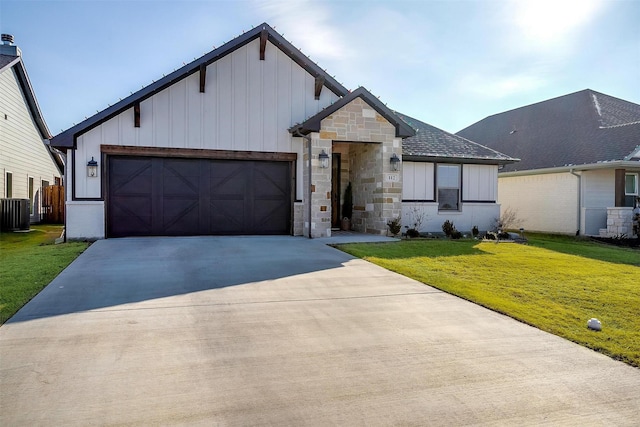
[590,236,640,248]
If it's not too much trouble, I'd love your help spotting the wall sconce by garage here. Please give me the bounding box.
[390,153,401,171]
[318,149,329,168]
[87,157,98,177]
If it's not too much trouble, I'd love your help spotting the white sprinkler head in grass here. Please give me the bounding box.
[587,318,602,331]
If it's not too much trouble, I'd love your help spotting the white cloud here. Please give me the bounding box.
[251,0,352,61]
[511,0,604,48]
[459,72,547,99]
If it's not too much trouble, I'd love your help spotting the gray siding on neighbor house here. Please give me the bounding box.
[0,66,60,218]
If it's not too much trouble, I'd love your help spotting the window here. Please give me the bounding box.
[28,177,34,214]
[5,172,12,198]
[626,173,639,207]
[437,164,460,210]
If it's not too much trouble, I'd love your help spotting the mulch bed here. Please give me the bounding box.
[590,237,640,248]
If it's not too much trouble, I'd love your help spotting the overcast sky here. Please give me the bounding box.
[2,0,639,136]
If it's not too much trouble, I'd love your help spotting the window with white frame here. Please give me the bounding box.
[437,164,460,211]
[625,173,638,207]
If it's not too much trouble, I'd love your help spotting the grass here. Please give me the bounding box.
[0,225,89,324]
[338,234,640,367]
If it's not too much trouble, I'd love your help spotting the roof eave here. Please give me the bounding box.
[8,58,52,139]
[289,87,416,139]
[50,23,349,149]
[403,154,519,165]
[500,160,640,176]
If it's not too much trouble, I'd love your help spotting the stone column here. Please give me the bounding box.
[303,132,332,238]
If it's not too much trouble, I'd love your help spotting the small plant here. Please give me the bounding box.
[387,217,402,237]
[471,225,479,238]
[342,182,353,220]
[442,220,455,237]
[494,207,523,231]
[404,206,427,238]
[442,220,464,239]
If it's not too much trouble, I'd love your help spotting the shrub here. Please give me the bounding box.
[342,182,353,220]
[442,220,455,237]
[405,228,421,238]
[494,207,522,231]
[451,230,463,239]
[471,225,479,238]
[387,217,402,237]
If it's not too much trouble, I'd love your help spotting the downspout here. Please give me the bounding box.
[293,129,313,239]
[570,169,582,235]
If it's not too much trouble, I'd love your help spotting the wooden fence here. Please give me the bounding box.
[42,185,65,224]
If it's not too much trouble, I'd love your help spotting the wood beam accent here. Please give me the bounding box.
[199,64,206,93]
[133,102,140,128]
[101,145,297,162]
[615,169,626,207]
[259,29,268,60]
[314,75,325,100]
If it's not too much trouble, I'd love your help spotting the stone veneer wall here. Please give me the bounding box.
[302,134,332,238]
[601,207,637,238]
[310,97,402,236]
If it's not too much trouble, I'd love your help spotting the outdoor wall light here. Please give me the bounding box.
[318,149,329,169]
[87,157,98,177]
[390,153,401,171]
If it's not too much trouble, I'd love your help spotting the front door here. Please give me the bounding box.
[331,153,341,228]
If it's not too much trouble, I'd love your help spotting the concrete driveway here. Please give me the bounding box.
[1,236,639,426]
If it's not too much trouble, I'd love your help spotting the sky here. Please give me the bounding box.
[1,0,639,136]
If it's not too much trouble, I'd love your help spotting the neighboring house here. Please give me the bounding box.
[457,89,640,236]
[0,34,63,223]
[50,23,516,240]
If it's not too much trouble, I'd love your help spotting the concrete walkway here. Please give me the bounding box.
[1,236,639,426]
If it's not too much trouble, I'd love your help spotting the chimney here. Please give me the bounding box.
[0,34,22,57]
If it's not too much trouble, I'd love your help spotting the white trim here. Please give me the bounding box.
[500,161,640,177]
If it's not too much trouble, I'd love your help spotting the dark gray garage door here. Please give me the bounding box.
[107,156,291,237]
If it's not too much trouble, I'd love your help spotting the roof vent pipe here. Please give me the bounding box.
[1,34,14,45]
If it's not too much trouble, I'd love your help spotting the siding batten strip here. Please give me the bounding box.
[199,64,206,93]
[134,102,140,127]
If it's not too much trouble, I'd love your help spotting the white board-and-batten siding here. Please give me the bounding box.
[402,162,497,201]
[72,38,340,200]
[401,162,499,233]
[0,66,60,218]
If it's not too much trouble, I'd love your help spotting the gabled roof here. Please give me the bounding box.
[456,89,640,172]
[289,87,416,138]
[0,54,51,140]
[50,23,349,149]
[0,53,63,173]
[397,113,518,164]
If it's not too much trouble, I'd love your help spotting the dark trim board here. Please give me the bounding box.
[101,145,297,162]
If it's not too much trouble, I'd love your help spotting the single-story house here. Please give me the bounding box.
[457,89,640,237]
[50,23,516,240]
[0,34,63,224]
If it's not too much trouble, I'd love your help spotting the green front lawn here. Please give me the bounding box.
[0,225,88,324]
[338,234,640,367]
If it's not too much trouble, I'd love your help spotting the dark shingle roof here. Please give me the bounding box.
[397,112,518,164]
[289,87,415,138]
[0,54,19,71]
[456,89,640,172]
